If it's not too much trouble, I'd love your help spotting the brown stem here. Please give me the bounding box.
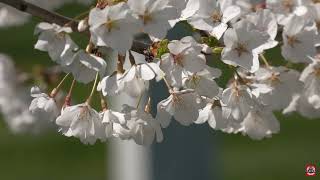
[64,79,76,106]
[117,54,125,74]
[100,92,108,111]
[0,0,77,30]
[0,0,150,53]
[85,41,95,54]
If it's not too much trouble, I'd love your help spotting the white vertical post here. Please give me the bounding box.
[107,91,152,180]
[107,140,152,180]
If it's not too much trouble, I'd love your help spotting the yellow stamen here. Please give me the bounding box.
[234,43,249,57]
[139,10,153,25]
[211,11,222,23]
[286,35,301,48]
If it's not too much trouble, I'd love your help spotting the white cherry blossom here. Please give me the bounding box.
[120,73,146,98]
[34,22,78,66]
[283,93,320,119]
[78,19,89,32]
[156,90,204,126]
[99,51,163,98]
[167,0,187,26]
[307,3,320,24]
[180,0,200,19]
[160,36,206,87]
[218,0,265,17]
[98,72,124,96]
[221,20,269,72]
[29,86,60,122]
[241,105,280,140]
[65,50,107,84]
[120,62,164,97]
[254,66,303,110]
[89,2,140,54]
[245,9,279,51]
[281,15,318,63]
[299,56,320,109]
[221,82,253,121]
[188,0,240,39]
[100,109,126,137]
[116,105,163,145]
[127,0,178,39]
[266,0,308,25]
[56,103,107,145]
[182,66,221,98]
[195,101,229,130]
[196,88,243,133]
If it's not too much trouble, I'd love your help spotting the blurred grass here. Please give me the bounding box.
[0,3,319,180]
[0,119,106,180]
[221,113,320,180]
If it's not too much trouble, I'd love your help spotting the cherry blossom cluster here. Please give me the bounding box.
[1,0,320,145]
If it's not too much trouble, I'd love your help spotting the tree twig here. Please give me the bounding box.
[0,0,149,53]
[0,0,77,29]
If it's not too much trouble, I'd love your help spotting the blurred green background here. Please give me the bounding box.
[0,3,319,180]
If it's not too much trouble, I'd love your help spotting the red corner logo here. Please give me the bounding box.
[306,164,316,176]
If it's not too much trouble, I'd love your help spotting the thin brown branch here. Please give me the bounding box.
[117,54,125,73]
[0,0,77,30]
[0,0,149,53]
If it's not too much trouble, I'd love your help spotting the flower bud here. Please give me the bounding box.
[212,47,223,54]
[77,19,88,32]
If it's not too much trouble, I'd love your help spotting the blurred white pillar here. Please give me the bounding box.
[108,140,152,180]
[104,48,153,180]
[107,90,152,180]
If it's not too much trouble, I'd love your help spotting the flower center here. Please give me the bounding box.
[312,0,320,4]
[55,32,66,39]
[189,75,201,88]
[96,0,126,8]
[316,21,320,31]
[211,10,222,23]
[139,10,153,25]
[79,105,90,120]
[314,67,320,77]
[286,35,301,48]
[96,0,109,9]
[211,100,222,108]
[173,54,184,67]
[232,81,242,101]
[171,94,183,109]
[268,73,281,86]
[253,3,266,12]
[234,43,249,57]
[282,0,294,13]
[105,18,117,32]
